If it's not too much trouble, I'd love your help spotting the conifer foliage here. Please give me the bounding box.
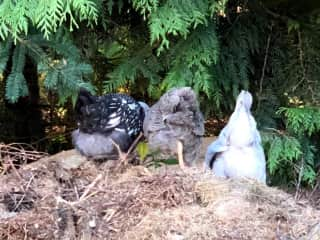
[0,0,97,103]
[0,0,97,40]
[0,0,319,187]
[103,0,320,187]
[106,0,225,104]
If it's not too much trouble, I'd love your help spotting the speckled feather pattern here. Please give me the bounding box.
[72,89,147,157]
[143,87,204,165]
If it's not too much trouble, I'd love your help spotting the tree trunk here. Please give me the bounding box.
[2,49,45,147]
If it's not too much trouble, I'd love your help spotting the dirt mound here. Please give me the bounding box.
[0,150,319,240]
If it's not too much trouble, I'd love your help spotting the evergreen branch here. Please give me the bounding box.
[148,0,221,54]
[5,43,28,102]
[131,0,159,16]
[5,72,28,102]
[0,0,98,41]
[0,40,12,73]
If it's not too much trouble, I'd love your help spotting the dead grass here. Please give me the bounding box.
[0,150,319,240]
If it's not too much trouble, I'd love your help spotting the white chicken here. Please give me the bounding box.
[204,90,266,183]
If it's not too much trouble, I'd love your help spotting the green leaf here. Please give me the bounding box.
[136,142,149,160]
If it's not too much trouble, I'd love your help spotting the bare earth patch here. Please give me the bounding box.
[0,149,319,240]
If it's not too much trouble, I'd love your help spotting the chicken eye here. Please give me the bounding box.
[173,103,180,113]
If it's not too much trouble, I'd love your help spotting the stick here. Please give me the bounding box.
[127,132,143,155]
[14,174,35,211]
[56,174,102,206]
[257,26,272,110]
[79,174,103,202]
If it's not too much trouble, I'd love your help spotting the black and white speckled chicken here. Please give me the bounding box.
[72,88,149,164]
[143,87,205,168]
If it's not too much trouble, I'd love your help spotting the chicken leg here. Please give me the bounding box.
[110,139,128,166]
[111,132,144,167]
[177,140,185,169]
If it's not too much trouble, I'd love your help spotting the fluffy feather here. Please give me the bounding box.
[72,88,148,158]
[204,90,266,183]
[143,87,204,166]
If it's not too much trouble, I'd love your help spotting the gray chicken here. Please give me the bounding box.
[143,87,204,168]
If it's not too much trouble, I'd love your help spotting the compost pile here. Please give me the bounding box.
[0,149,319,240]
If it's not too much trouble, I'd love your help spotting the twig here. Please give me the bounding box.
[0,143,48,162]
[263,127,286,136]
[79,174,102,202]
[257,25,272,110]
[30,129,74,145]
[4,156,22,179]
[74,185,80,200]
[295,157,304,200]
[23,223,28,240]
[111,132,144,167]
[127,132,143,155]
[308,171,320,201]
[0,143,48,175]
[292,30,308,92]
[56,173,103,206]
[14,174,35,211]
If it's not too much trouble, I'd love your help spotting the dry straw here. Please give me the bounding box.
[0,150,319,239]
